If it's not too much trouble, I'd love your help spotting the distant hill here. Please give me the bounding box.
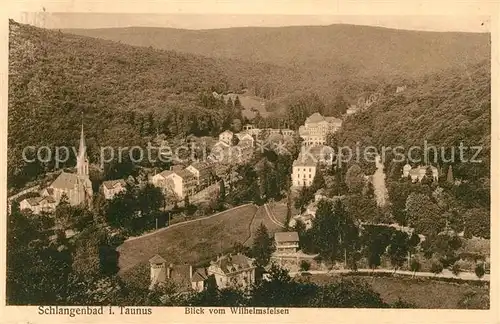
[334,59,490,207]
[63,24,490,79]
[7,19,303,188]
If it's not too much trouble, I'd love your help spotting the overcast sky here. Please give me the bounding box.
[15,12,491,33]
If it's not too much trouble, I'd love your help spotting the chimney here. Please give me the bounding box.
[189,265,193,281]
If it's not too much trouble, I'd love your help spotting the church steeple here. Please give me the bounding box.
[76,120,89,178]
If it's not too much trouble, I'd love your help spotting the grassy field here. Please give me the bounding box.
[223,93,269,119]
[308,274,489,309]
[117,204,259,275]
[245,205,286,245]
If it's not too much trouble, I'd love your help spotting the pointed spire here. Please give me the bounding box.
[78,115,86,158]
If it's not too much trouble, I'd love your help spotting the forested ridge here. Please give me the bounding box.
[330,59,490,238]
[7,20,304,188]
[65,24,490,80]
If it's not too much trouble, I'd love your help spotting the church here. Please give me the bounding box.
[41,123,94,207]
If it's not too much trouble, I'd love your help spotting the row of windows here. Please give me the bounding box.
[295,180,312,186]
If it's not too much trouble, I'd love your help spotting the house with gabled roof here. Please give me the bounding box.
[100,179,127,200]
[271,231,318,271]
[19,195,57,215]
[149,255,206,292]
[150,167,196,200]
[235,132,255,147]
[207,253,256,290]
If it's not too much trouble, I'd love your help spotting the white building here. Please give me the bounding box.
[291,154,317,187]
[101,179,127,200]
[19,196,57,215]
[149,253,256,292]
[151,169,196,200]
[235,132,255,147]
[299,113,342,146]
[271,232,317,271]
[402,164,439,182]
[219,130,234,144]
[345,105,359,116]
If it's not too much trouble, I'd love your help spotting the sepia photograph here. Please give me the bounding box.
[2,1,497,321]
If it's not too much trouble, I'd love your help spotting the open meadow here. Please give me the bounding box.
[307,274,489,309]
[118,204,259,275]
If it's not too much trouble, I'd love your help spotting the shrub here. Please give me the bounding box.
[410,258,421,274]
[300,260,311,272]
[451,262,461,276]
[475,263,485,279]
[430,260,444,276]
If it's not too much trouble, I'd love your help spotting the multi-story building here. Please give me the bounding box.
[291,155,317,187]
[274,232,300,254]
[149,253,256,292]
[149,255,207,292]
[271,232,317,271]
[235,132,255,147]
[185,161,214,189]
[299,113,342,146]
[150,168,197,200]
[206,253,256,290]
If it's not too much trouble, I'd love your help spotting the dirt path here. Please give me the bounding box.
[264,203,286,228]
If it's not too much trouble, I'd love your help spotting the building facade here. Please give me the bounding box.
[149,253,256,293]
[185,162,214,189]
[299,113,342,146]
[19,196,57,214]
[291,155,317,187]
[206,254,256,290]
[402,164,439,182]
[101,179,127,200]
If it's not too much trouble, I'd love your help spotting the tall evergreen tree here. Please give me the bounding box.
[251,223,274,267]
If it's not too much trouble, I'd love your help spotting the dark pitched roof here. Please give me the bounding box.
[305,112,325,123]
[176,169,196,180]
[149,254,166,264]
[191,268,208,282]
[26,195,57,206]
[50,172,79,190]
[293,154,317,167]
[213,254,254,274]
[102,179,126,190]
[275,231,299,242]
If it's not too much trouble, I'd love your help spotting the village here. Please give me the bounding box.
[8,92,488,298]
